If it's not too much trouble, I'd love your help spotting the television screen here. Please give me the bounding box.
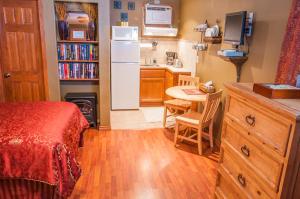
[224,11,247,46]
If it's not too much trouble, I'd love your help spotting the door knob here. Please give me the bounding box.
[4,73,11,78]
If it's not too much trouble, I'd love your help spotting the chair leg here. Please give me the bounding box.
[197,128,203,155]
[174,121,179,146]
[163,105,167,128]
[209,121,214,149]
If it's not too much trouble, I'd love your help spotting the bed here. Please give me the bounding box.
[0,102,89,199]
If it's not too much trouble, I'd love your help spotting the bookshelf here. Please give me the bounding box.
[57,40,99,44]
[60,78,99,81]
[58,60,99,63]
[54,1,100,120]
[54,1,99,82]
[57,41,99,81]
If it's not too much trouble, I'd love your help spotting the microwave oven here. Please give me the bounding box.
[112,26,139,41]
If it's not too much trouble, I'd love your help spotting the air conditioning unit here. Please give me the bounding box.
[143,27,178,37]
[145,4,172,25]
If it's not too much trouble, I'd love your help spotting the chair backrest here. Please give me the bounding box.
[178,75,200,87]
[200,90,223,126]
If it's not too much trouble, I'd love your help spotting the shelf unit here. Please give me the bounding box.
[57,40,99,44]
[54,0,100,101]
[58,60,99,63]
[203,36,222,44]
[57,40,99,81]
[60,78,100,81]
[219,55,248,82]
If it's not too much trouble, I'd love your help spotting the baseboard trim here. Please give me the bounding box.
[99,125,111,131]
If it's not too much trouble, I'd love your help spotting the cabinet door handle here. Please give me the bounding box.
[241,145,250,157]
[245,115,255,126]
[237,174,246,187]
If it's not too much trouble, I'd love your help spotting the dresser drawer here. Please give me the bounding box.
[227,96,291,156]
[215,172,245,199]
[223,123,283,192]
[220,148,275,199]
[140,69,165,78]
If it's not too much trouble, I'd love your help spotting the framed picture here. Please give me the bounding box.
[121,12,128,22]
[70,29,86,41]
[128,2,135,10]
[113,1,122,9]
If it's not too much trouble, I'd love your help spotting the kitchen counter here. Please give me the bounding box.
[140,64,192,73]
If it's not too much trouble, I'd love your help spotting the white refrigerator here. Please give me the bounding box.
[111,40,140,110]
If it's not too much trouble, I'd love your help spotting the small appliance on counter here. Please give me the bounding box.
[166,51,177,65]
[174,59,183,68]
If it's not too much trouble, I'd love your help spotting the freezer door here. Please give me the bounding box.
[111,63,140,110]
[111,41,140,63]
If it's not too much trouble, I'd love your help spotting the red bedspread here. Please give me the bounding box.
[0,102,89,198]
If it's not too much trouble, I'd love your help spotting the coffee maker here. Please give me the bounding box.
[166,51,177,65]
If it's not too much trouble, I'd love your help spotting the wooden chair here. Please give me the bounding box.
[174,90,222,155]
[163,75,200,128]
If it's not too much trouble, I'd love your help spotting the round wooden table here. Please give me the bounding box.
[165,86,207,102]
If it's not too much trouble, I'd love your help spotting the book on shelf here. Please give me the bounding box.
[58,63,98,80]
[57,43,98,61]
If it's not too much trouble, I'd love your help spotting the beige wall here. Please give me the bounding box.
[99,0,111,127]
[179,0,292,140]
[179,0,292,89]
[42,0,61,101]
[140,39,178,64]
[110,0,180,37]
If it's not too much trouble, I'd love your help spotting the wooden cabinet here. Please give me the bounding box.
[140,69,165,106]
[140,68,191,106]
[164,69,191,100]
[215,83,300,199]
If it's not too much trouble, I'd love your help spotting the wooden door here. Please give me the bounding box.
[0,0,47,102]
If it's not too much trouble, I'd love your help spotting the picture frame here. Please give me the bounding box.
[128,2,135,10]
[70,29,86,41]
[113,1,122,9]
[121,12,128,22]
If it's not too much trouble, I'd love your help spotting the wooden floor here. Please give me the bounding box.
[70,128,219,199]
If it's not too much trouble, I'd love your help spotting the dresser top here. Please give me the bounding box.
[225,83,300,121]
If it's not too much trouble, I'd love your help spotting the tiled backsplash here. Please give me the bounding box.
[178,40,197,76]
[140,39,197,76]
[140,40,178,65]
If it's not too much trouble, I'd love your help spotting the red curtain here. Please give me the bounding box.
[275,0,300,85]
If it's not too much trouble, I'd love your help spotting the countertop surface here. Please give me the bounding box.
[140,64,192,73]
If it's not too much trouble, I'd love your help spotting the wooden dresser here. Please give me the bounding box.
[215,83,300,199]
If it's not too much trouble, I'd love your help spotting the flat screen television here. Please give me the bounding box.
[224,11,247,46]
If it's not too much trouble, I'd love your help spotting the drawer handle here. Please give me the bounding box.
[241,145,250,157]
[245,115,256,126]
[237,174,246,187]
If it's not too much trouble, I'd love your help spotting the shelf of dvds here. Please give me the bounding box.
[57,40,99,44]
[58,60,99,63]
[56,34,99,81]
[60,78,99,81]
